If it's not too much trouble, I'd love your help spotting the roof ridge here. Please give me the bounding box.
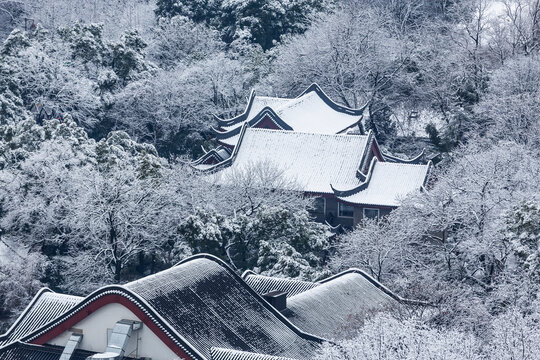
[245,127,368,138]
[297,83,368,114]
[316,269,430,306]
[40,292,83,300]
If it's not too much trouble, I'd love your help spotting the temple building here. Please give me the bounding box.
[194,84,432,228]
[212,83,367,149]
[0,254,420,360]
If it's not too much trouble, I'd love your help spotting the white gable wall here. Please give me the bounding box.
[47,302,181,360]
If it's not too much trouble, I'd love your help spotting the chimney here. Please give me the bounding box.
[262,290,287,312]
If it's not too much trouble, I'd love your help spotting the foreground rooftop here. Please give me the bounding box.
[0,254,416,360]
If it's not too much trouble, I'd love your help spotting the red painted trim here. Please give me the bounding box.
[361,140,384,173]
[253,115,283,130]
[371,141,384,162]
[29,294,194,360]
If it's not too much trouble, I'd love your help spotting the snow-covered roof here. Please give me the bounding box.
[241,272,319,298]
[335,159,432,207]
[0,290,82,347]
[1,254,428,359]
[215,84,366,147]
[285,270,398,339]
[123,255,322,360]
[217,133,241,147]
[7,255,322,360]
[211,347,299,360]
[211,128,370,194]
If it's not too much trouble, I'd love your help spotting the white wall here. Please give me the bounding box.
[48,302,182,360]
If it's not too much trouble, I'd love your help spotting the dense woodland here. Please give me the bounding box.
[0,0,539,358]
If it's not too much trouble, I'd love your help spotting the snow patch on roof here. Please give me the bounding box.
[219,87,364,147]
[212,128,368,194]
[337,161,430,207]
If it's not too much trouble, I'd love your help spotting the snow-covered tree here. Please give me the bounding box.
[504,201,540,278]
[315,312,482,360]
[475,56,540,147]
[154,0,328,49]
[488,305,540,359]
[330,219,405,282]
[148,15,224,69]
[179,205,329,279]
[0,252,49,327]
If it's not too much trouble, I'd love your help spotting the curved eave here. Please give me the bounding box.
[333,159,433,208]
[382,148,426,164]
[191,146,231,166]
[19,286,204,360]
[214,90,257,127]
[297,83,367,116]
[213,107,292,140]
[331,156,378,198]
[191,150,220,166]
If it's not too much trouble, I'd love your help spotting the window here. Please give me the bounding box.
[363,208,379,220]
[312,197,326,214]
[338,203,354,218]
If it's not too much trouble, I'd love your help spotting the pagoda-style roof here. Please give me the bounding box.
[208,127,373,194]
[213,84,366,147]
[0,254,424,359]
[284,270,399,339]
[333,158,432,207]
[200,126,431,207]
[123,255,322,360]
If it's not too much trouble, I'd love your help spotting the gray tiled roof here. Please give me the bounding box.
[0,290,82,347]
[241,272,319,298]
[242,269,409,340]
[123,255,323,359]
[211,347,299,360]
[285,270,398,339]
